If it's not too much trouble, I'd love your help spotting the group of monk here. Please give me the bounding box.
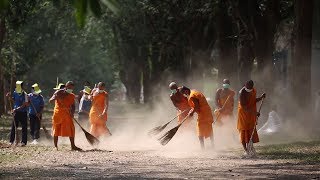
[7,80,111,151]
[169,79,266,156]
[7,78,265,156]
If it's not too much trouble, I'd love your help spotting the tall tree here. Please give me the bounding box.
[291,0,314,110]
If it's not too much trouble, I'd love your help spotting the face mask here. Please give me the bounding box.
[222,84,230,89]
[99,90,104,93]
[244,87,253,92]
[183,94,189,98]
[66,89,73,94]
[33,92,39,95]
[16,85,22,94]
[171,89,177,94]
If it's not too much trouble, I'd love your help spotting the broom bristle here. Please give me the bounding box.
[158,125,180,146]
[84,130,100,145]
[148,124,167,136]
[42,126,52,139]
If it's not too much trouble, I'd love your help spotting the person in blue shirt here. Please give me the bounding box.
[78,86,92,127]
[28,83,44,144]
[6,81,29,146]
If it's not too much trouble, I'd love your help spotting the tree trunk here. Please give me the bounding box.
[216,0,237,88]
[254,0,280,95]
[291,0,313,110]
[0,17,6,116]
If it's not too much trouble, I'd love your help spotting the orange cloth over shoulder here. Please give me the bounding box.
[214,89,235,124]
[89,90,109,137]
[188,90,214,138]
[237,88,259,143]
[52,92,76,137]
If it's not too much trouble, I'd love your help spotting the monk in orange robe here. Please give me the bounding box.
[169,82,191,123]
[89,82,111,138]
[49,81,81,151]
[237,80,265,155]
[214,79,235,125]
[180,86,214,149]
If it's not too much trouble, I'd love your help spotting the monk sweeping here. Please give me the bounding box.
[169,82,191,124]
[49,81,82,151]
[237,80,265,156]
[180,86,214,149]
[214,79,235,125]
[89,82,111,138]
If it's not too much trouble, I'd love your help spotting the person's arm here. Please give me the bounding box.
[215,89,222,108]
[170,95,180,110]
[188,97,199,117]
[256,93,266,102]
[14,93,29,112]
[39,96,44,114]
[49,90,63,103]
[102,93,109,115]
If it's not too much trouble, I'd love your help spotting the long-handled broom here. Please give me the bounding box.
[29,101,52,140]
[247,97,265,156]
[148,109,188,136]
[158,113,191,146]
[213,95,231,125]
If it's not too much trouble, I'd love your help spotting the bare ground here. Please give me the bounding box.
[0,141,320,180]
[1,103,320,179]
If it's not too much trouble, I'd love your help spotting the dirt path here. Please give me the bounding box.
[1,143,320,179]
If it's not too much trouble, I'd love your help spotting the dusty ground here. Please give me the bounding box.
[1,102,320,179]
[0,141,320,179]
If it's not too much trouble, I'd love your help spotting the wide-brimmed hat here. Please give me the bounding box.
[32,83,42,94]
[53,83,65,90]
[83,86,91,94]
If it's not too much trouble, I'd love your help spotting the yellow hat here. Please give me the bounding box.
[32,83,42,94]
[15,80,23,93]
[53,83,65,90]
[83,86,91,94]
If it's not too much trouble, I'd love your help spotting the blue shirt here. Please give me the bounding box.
[79,96,92,113]
[28,93,44,115]
[12,91,28,112]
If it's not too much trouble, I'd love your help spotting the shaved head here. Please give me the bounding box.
[98,82,106,90]
[245,80,254,89]
[169,82,178,90]
[223,79,230,85]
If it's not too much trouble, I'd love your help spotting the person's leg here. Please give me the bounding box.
[29,114,35,140]
[34,115,40,140]
[198,136,205,149]
[210,134,214,148]
[20,112,28,145]
[9,115,18,144]
[54,136,58,150]
[69,137,82,151]
[242,142,247,152]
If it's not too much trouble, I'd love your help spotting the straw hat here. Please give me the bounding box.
[83,86,91,94]
[32,83,42,94]
[53,83,65,90]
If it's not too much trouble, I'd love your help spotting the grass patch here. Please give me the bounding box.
[257,141,320,163]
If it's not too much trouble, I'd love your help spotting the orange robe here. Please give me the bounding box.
[52,93,76,137]
[237,88,259,143]
[89,91,109,137]
[188,90,214,138]
[214,89,235,124]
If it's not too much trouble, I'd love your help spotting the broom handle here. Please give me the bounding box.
[249,97,265,142]
[170,109,188,123]
[213,95,231,124]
